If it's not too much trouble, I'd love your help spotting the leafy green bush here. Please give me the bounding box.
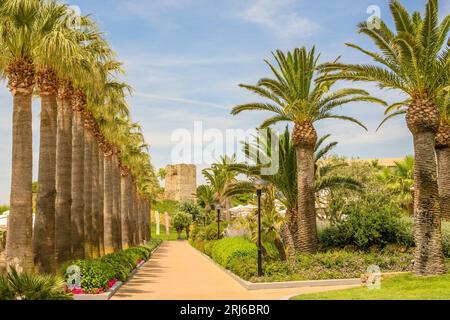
[319,193,411,249]
[179,202,201,221]
[211,237,256,268]
[204,241,215,257]
[0,268,71,300]
[0,204,9,215]
[63,239,162,292]
[227,255,258,280]
[204,223,226,240]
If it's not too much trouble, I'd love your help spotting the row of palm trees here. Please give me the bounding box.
[1,0,158,274]
[230,0,448,276]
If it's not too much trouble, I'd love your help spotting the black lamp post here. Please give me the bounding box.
[216,204,222,239]
[255,179,266,277]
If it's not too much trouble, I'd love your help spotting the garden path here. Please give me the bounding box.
[113,241,358,300]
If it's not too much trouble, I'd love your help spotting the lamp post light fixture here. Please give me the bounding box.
[254,179,266,277]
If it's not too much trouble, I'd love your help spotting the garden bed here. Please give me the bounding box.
[190,237,449,284]
[64,239,162,300]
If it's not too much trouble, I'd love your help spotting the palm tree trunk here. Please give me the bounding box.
[436,122,450,220]
[103,152,114,255]
[33,72,57,273]
[120,171,130,249]
[5,58,35,273]
[292,122,318,254]
[83,130,93,259]
[71,102,85,260]
[112,152,121,251]
[295,145,318,253]
[437,148,450,220]
[132,188,138,245]
[146,199,152,242]
[407,100,445,275]
[130,178,137,246]
[98,146,105,256]
[54,81,73,269]
[91,141,100,258]
[280,220,296,261]
[412,131,446,275]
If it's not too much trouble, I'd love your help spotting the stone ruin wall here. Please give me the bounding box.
[164,164,197,202]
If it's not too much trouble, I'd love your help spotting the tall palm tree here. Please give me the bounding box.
[0,0,70,273]
[231,47,385,253]
[33,68,58,274]
[317,0,449,275]
[32,0,84,274]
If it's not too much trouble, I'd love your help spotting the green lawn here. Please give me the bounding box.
[293,273,450,300]
[151,224,187,241]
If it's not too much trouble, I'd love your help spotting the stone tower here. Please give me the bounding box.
[164,164,197,202]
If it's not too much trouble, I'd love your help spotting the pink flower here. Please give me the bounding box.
[107,278,118,290]
[71,288,85,295]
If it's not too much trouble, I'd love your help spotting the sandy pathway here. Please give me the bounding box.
[113,241,357,300]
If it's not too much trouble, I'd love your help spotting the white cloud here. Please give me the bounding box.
[237,0,320,43]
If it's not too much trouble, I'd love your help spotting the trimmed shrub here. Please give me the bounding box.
[203,222,229,240]
[204,241,215,257]
[211,237,256,268]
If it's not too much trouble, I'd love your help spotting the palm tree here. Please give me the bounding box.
[226,128,361,256]
[202,155,239,220]
[0,0,58,273]
[377,156,414,215]
[317,0,449,275]
[196,185,214,224]
[231,47,385,253]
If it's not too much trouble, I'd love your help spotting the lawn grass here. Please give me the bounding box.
[151,224,187,241]
[292,273,450,300]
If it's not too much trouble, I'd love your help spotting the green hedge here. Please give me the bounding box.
[63,239,162,292]
[211,237,257,268]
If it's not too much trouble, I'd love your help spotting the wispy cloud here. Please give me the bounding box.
[134,92,230,110]
[237,0,320,43]
[127,55,259,68]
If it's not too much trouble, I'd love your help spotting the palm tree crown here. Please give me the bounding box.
[231,47,386,131]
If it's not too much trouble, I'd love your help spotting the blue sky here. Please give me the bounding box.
[0,0,448,203]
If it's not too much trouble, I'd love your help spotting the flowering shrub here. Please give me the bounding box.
[63,239,162,294]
